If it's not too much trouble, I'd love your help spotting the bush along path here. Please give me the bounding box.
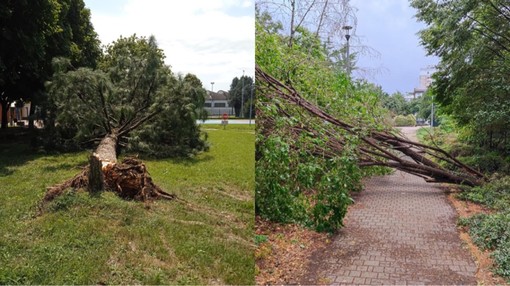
[301,127,477,285]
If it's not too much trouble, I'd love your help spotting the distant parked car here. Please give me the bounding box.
[416,119,426,126]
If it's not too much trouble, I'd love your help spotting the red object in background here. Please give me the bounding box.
[222,113,228,120]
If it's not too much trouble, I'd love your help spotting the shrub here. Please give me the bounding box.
[394,115,416,127]
[461,212,510,279]
[465,213,510,250]
[458,176,510,210]
[459,151,505,173]
[255,133,360,233]
[255,136,308,224]
[493,242,510,278]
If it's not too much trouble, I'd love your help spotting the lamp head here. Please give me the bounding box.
[342,25,352,41]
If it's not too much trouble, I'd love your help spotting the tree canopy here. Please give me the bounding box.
[46,35,208,157]
[0,0,57,128]
[411,0,510,149]
[228,75,254,118]
[0,0,100,129]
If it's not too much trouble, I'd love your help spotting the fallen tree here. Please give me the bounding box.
[42,35,207,202]
[44,142,175,203]
[256,66,487,187]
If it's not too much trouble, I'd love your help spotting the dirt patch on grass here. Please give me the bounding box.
[206,186,252,202]
[447,191,508,285]
[255,217,330,285]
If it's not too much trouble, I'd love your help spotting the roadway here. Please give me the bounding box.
[196,119,255,125]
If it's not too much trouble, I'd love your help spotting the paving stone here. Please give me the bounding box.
[361,272,379,279]
[349,270,361,277]
[335,276,354,283]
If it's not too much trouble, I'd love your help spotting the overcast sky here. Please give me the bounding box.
[83,0,435,95]
[83,0,254,92]
[350,0,438,94]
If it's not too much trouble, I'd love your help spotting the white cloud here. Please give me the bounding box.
[88,0,254,91]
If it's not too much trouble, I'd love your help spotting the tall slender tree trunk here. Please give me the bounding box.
[28,102,35,129]
[289,0,296,47]
[1,100,9,129]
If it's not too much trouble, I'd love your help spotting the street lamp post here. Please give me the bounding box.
[342,25,352,77]
[241,70,245,119]
[249,84,254,126]
[431,95,434,129]
[211,82,215,117]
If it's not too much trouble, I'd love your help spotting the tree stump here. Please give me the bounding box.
[88,154,104,193]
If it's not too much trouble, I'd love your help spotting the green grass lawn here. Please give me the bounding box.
[0,125,254,285]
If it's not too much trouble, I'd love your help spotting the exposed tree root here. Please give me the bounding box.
[44,168,89,202]
[43,157,175,203]
[104,158,175,201]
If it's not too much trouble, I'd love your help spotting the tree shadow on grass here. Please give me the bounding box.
[0,129,87,177]
[0,143,43,177]
[42,163,82,172]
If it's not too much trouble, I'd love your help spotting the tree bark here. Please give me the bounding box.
[1,100,9,129]
[289,0,296,47]
[88,154,104,193]
[28,102,35,129]
[87,133,117,193]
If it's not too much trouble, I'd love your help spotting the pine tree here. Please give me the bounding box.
[44,35,207,201]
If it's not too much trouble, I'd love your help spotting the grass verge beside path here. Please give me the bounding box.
[0,125,254,285]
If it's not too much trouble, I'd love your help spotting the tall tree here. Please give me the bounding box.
[35,0,101,128]
[380,91,410,116]
[43,0,100,71]
[228,75,254,118]
[256,0,380,77]
[0,0,100,129]
[257,0,354,47]
[0,0,58,129]
[411,0,510,149]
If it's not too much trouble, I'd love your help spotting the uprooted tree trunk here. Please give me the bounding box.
[44,132,175,203]
[256,66,488,187]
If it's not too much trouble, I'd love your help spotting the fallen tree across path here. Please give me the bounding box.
[256,66,487,187]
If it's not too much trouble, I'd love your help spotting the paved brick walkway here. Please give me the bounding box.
[303,170,477,285]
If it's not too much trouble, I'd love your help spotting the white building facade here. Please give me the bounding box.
[204,90,234,117]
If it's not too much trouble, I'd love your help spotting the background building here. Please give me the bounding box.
[409,66,435,100]
[204,90,234,117]
[0,102,31,127]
